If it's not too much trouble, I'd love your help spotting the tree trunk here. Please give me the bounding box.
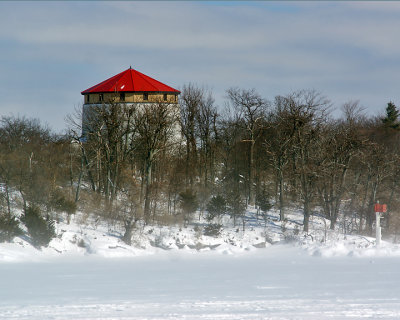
[248,139,255,206]
[81,146,96,192]
[143,151,154,220]
[5,182,11,215]
[122,218,136,245]
[75,155,84,203]
[330,217,336,230]
[303,199,310,233]
[278,168,285,221]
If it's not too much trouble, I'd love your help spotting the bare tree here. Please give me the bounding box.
[277,90,330,232]
[0,115,73,232]
[316,101,365,230]
[265,95,294,221]
[69,100,137,202]
[180,84,202,187]
[196,89,218,190]
[131,100,180,220]
[226,88,268,206]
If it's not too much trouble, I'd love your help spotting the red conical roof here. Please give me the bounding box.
[81,68,180,94]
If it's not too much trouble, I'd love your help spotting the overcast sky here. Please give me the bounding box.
[1,1,400,132]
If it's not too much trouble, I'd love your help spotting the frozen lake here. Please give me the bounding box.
[1,245,400,319]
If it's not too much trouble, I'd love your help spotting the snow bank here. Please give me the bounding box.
[306,237,400,258]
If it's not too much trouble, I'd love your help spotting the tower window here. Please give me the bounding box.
[120,93,125,102]
[163,94,167,101]
[99,93,104,102]
[86,95,90,103]
[143,93,148,101]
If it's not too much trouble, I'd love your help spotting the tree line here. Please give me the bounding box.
[1,86,400,246]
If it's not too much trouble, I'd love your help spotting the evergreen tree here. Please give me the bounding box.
[21,206,56,248]
[256,187,272,213]
[382,102,400,129]
[206,195,227,221]
[179,190,198,224]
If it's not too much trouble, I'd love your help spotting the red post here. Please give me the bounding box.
[374,204,387,213]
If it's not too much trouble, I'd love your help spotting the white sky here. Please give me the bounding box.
[1,1,399,132]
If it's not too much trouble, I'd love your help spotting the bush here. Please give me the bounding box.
[0,214,23,242]
[21,206,56,248]
[49,190,77,215]
[206,195,227,221]
[77,238,86,248]
[203,223,223,237]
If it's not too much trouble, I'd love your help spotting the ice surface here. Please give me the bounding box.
[1,246,400,319]
[2,207,400,318]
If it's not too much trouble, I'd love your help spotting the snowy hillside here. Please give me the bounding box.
[1,206,400,262]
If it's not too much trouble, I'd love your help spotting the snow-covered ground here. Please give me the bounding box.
[2,208,400,319]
